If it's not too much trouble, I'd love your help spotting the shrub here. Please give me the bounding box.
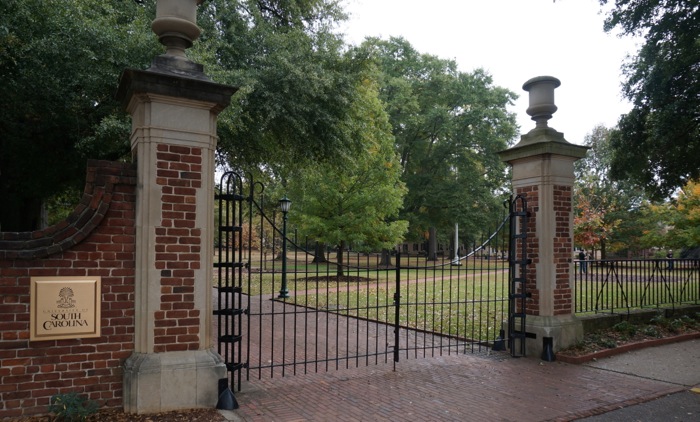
[642,325,661,337]
[668,318,684,333]
[613,320,637,337]
[49,392,99,422]
[649,312,667,326]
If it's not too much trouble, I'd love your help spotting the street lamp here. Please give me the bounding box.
[278,196,292,299]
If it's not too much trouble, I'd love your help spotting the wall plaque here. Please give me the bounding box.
[30,276,101,341]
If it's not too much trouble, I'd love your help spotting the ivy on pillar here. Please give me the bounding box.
[499,76,588,358]
[116,0,237,414]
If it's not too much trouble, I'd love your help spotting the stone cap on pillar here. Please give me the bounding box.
[115,68,238,114]
[499,127,589,163]
[499,76,588,163]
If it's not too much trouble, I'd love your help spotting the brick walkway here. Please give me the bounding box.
[227,351,683,421]
[213,291,686,421]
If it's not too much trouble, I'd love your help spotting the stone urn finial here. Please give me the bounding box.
[151,0,204,58]
[523,76,561,128]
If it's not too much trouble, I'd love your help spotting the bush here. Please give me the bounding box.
[613,320,637,337]
[642,325,661,337]
[49,392,99,422]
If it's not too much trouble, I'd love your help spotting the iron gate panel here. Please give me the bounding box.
[215,172,528,391]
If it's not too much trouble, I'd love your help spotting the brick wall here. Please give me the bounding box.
[515,183,575,316]
[553,184,574,315]
[0,160,137,419]
[153,144,202,353]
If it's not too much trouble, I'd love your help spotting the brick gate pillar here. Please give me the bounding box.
[115,1,236,413]
[499,76,588,357]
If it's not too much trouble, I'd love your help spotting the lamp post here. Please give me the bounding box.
[278,196,292,299]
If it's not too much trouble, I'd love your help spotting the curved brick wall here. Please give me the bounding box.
[0,160,137,419]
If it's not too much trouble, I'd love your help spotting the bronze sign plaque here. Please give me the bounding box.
[30,276,101,341]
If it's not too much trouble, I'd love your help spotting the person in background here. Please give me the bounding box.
[667,250,674,270]
[578,250,587,273]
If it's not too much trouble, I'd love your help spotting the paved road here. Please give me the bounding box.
[218,339,699,421]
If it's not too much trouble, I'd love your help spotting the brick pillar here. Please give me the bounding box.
[499,76,588,357]
[116,68,235,413]
[115,1,237,413]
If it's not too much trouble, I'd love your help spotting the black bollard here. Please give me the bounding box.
[541,336,555,362]
[492,329,506,351]
[216,378,239,410]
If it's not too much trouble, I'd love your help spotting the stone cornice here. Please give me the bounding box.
[499,127,589,163]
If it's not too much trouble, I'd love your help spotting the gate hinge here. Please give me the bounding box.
[393,292,401,305]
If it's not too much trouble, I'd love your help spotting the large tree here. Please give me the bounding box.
[0,0,160,231]
[357,37,517,249]
[601,0,700,199]
[574,125,647,258]
[1,0,363,231]
[665,179,700,250]
[194,0,363,173]
[288,73,408,276]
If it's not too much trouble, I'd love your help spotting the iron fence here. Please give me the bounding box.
[240,232,513,382]
[215,171,527,393]
[573,259,700,314]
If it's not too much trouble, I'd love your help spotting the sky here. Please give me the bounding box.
[339,0,642,146]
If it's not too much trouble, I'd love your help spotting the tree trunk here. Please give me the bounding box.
[379,248,393,266]
[427,226,438,261]
[336,241,346,277]
[312,242,327,263]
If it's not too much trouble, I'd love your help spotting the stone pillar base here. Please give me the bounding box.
[523,315,583,358]
[123,348,226,414]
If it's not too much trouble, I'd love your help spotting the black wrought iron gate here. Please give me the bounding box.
[214,172,529,392]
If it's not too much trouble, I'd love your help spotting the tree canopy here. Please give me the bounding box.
[573,125,647,258]
[194,0,363,171]
[600,0,700,199]
[2,1,517,248]
[358,37,518,243]
[0,0,160,231]
[668,180,700,249]
[0,0,363,231]
[287,73,408,274]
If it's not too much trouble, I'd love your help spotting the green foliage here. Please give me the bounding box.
[288,74,409,265]
[0,0,160,230]
[612,320,637,337]
[647,313,689,333]
[562,311,699,356]
[598,337,618,349]
[45,186,83,227]
[649,312,666,326]
[49,392,99,422]
[600,0,700,199]
[642,325,661,338]
[584,333,617,350]
[1,0,358,230]
[666,180,700,249]
[195,0,362,173]
[573,125,647,257]
[357,37,518,242]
